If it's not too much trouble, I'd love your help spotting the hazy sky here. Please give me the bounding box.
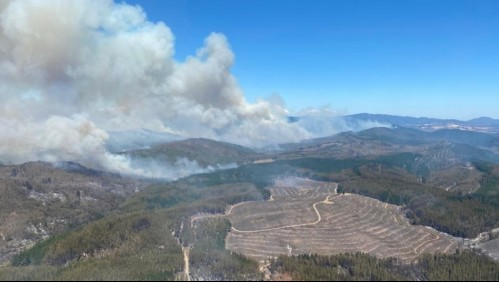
[126,0,499,120]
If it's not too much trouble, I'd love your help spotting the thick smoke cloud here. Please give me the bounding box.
[0,0,384,177]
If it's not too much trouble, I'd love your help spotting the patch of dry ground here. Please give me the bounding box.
[226,177,458,263]
[478,238,499,261]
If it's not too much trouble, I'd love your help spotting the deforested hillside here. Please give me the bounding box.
[0,162,144,264]
[226,178,457,264]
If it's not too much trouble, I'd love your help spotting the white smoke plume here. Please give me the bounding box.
[0,0,382,177]
[293,106,391,135]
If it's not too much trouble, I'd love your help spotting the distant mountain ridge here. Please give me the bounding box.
[275,125,499,167]
[346,113,499,133]
[124,138,263,167]
[106,129,184,153]
[106,114,499,154]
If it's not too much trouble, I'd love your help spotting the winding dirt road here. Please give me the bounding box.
[230,194,340,233]
[226,180,458,264]
[182,246,190,281]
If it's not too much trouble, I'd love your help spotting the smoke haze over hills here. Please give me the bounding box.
[0,0,385,176]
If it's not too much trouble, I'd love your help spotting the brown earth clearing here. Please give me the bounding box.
[226,177,457,263]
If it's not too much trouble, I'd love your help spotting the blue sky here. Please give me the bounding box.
[125,0,499,120]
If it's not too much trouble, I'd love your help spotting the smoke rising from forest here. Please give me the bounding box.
[0,0,385,177]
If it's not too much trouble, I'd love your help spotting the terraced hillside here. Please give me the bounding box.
[226,178,458,263]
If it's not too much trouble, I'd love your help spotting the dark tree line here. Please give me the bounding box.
[271,251,499,281]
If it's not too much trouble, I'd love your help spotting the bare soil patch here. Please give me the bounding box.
[226,177,457,263]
